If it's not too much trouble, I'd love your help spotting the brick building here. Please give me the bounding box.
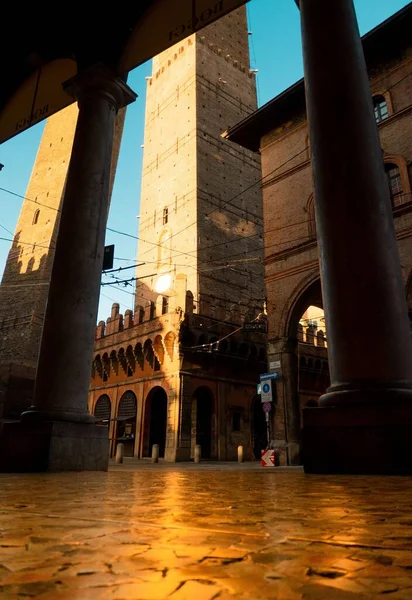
[88,8,268,461]
[224,5,412,464]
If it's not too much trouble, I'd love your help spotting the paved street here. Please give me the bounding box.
[1,464,412,599]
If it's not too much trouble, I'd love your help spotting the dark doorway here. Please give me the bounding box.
[252,395,267,460]
[194,387,214,459]
[144,387,168,458]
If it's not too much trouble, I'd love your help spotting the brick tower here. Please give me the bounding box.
[135,6,264,320]
[90,8,267,463]
[0,105,124,417]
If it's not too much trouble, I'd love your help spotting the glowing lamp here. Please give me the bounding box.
[155,274,172,294]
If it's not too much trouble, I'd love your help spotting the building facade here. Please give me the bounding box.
[89,8,268,461]
[224,6,412,465]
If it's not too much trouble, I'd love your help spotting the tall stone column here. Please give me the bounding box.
[300,0,412,473]
[0,65,136,472]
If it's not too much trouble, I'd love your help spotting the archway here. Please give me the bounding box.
[281,277,330,459]
[143,387,168,458]
[193,387,214,459]
[94,394,111,425]
[116,391,137,457]
[251,395,267,460]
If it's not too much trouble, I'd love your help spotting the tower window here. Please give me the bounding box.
[149,301,155,320]
[138,307,145,324]
[373,95,389,123]
[163,207,168,225]
[385,163,402,205]
[32,209,40,225]
[162,297,168,315]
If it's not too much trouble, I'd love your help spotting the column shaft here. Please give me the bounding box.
[300,0,412,404]
[23,66,136,422]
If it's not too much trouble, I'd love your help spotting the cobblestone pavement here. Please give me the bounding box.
[1,464,412,599]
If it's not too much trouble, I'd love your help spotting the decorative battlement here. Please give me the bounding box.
[148,30,255,88]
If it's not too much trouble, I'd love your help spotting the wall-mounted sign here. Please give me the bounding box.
[244,321,267,332]
[270,360,281,370]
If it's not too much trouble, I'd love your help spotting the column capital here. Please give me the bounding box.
[63,63,137,111]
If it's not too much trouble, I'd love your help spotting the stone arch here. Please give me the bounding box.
[153,334,165,365]
[134,342,144,370]
[136,305,145,324]
[110,350,119,375]
[118,347,128,373]
[144,338,155,369]
[126,345,136,373]
[164,331,175,360]
[317,330,326,347]
[280,270,322,339]
[94,394,111,423]
[102,353,110,381]
[94,354,103,379]
[142,386,168,458]
[115,391,137,457]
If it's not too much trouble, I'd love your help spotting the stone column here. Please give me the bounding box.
[0,65,136,472]
[175,372,192,461]
[300,0,412,473]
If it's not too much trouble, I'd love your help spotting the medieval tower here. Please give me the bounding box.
[0,104,124,415]
[135,6,264,322]
[90,7,267,463]
[1,6,267,459]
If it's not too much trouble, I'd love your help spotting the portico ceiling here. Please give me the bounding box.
[0,0,248,144]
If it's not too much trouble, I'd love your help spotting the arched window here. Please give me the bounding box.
[306,195,316,239]
[385,163,402,206]
[162,296,168,314]
[162,206,168,225]
[94,394,111,423]
[149,301,155,320]
[373,95,389,123]
[32,209,40,225]
[158,228,172,269]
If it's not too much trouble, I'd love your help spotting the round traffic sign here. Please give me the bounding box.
[262,401,272,413]
[262,383,271,394]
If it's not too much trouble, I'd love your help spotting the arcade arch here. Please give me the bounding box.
[143,386,168,458]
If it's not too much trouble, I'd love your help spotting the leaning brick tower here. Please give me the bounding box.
[0,104,124,414]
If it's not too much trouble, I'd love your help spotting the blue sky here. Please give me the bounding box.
[0,0,409,321]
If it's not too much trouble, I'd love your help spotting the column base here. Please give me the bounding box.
[170,446,190,462]
[0,420,109,472]
[302,402,412,474]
